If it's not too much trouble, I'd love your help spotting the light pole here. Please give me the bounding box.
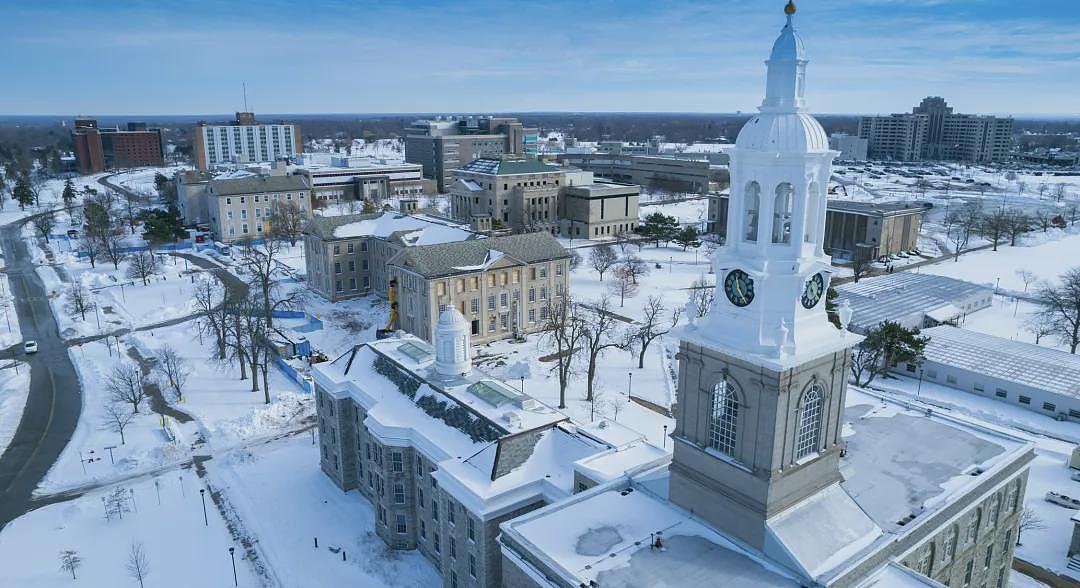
[916,368,925,400]
[627,372,633,403]
[519,376,525,394]
[200,488,208,526]
[229,547,238,586]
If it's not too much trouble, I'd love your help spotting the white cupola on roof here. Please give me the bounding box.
[735,0,828,153]
[434,306,472,377]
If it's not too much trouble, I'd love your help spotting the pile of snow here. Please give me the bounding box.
[215,392,313,442]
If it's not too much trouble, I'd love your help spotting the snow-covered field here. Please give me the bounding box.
[0,471,259,587]
[923,225,1080,292]
[0,363,30,460]
[209,435,440,587]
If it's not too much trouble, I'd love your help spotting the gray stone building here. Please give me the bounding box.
[313,310,665,588]
[405,117,539,192]
[291,157,432,205]
[303,210,481,302]
[175,169,212,226]
[557,175,640,239]
[556,152,728,195]
[387,232,571,344]
[448,158,565,234]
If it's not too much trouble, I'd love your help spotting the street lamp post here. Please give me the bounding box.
[199,488,208,527]
[627,372,633,403]
[229,547,238,586]
[916,368,925,400]
[520,376,525,394]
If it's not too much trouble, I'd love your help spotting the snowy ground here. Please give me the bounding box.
[0,471,259,587]
[922,224,1080,292]
[209,435,440,588]
[868,374,1080,579]
[0,363,30,460]
[0,272,21,349]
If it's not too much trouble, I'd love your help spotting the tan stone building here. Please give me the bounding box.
[388,232,571,344]
[448,158,565,234]
[206,174,312,243]
[557,177,640,239]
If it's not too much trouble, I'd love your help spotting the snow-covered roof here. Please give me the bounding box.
[836,273,992,332]
[306,212,480,246]
[312,334,665,517]
[921,325,1080,399]
[503,484,800,587]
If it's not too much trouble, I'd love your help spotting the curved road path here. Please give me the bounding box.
[0,218,82,530]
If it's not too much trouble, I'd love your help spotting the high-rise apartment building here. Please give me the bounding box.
[71,118,165,174]
[405,116,538,192]
[192,112,301,171]
[858,97,1013,162]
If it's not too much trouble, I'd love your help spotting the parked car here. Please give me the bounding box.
[23,340,38,354]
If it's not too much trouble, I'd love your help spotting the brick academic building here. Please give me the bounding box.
[72,118,165,174]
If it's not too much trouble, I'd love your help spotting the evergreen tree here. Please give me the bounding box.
[673,226,702,250]
[851,320,929,387]
[61,179,77,208]
[634,212,680,247]
[142,204,186,247]
[12,177,34,210]
[825,286,840,328]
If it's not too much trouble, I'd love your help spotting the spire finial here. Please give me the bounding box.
[784,0,796,16]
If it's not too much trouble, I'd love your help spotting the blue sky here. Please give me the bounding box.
[2,0,1077,116]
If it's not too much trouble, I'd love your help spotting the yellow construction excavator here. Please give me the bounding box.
[376,278,399,339]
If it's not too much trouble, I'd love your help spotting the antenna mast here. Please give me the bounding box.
[242,82,249,112]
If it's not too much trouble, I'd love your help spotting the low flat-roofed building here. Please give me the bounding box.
[836,272,993,333]
[908,325,1080,421]
[556,152,727,194]
[292,157,432,204]
[557,177,640,239]
[500,386,1033,588]
[313,316,664,588]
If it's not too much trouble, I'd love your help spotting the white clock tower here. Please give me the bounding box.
[669,2,864,552]
[701,0,843,362]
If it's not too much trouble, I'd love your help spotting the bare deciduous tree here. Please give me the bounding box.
[948,201,982,261]
[1016,269,1037,293]
[106,362,148,413]
[58,550,82,580]
[100,227,127,270]
[126,251,156,286]
[618,254,649,285]
[978,208,1008,252]
[193,276,229,360]
[126,541,151,588]
[1035,267,1080,353]
[269,200,306,246]
[64,282,96,321]
[581,297,625,402]
[588,244,618,282]
[238,238,301,329]
[688,276,714,317]
[78,234,101,268]
[1016,508,1046,546]
[606,265,639,308]
[154,344,191,402]
[102,402,136,445]
[625,296,680,369]
[1003,209,1030,247]
[540,297,587,409]
[31,208,56,242]
[1024,313,1056,345]
[849,249,873,283]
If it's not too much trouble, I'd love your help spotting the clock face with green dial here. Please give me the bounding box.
[801,272,825,309]
[724,269,755,307]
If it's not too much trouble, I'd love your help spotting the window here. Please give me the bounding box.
[973,383,984,392]
[470,299,479,314]
[417,457,424,476]
[984,544,993,569]
[539,267,547,278]
[946,374,958,385]
[487,295,495,310]
[433,532,440,554]
[418,488,424,508]
[450,571,458,588]
[943,525,958,561]
[467,517,476,542]
[469,554,477,578]
[1008,481,1020,512]
[432,499,439,520]
[347,242,354,254]
[334,262,341,274]
[420,520,426,539]
[916,545,934,576]
[1018,395,1031,405]
[988,494,1001,527]
[995,388,1007,398]
[528,288,536,302]
[377,505,387,526]
[772,183,793,244]
[449,539,456,559]
[967,509,981,542]
[500,293,508,308]
[963,560,973,586]
[528,309,536,323]
[396,514,408,534]
[1002,531,1012,555]
[1044,402,1057,412]
[795,385,823,460]
[709,380,738,457]
[392,452,403,472]
[743,181,760,241]
[393,484,405,504]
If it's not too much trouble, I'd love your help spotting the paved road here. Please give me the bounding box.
[0,219,83,530]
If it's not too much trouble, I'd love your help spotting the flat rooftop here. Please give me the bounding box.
[836,272,991,332]
[921,325,1080,399]
[502,387,1029,585]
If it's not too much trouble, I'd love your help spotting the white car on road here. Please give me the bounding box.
[23,340,38,354]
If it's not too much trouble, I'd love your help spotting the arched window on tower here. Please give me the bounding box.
[772,183,794,243]
[804,181,819,243]
[743,182,760,242]
[795,385,823,459]
[709,379,739,457]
